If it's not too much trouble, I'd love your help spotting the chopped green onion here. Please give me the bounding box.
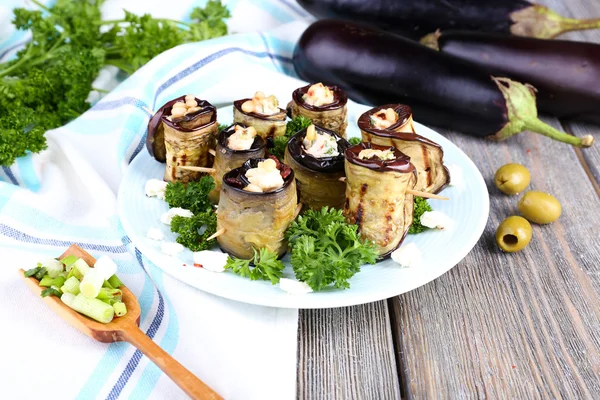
[94,256,118,280]
[61,276,81,295]
[34,267,47,281]
[61,293,115,323]
[24,265,43,278]
[80,269,104,299]
[41,287,62,298]
[102,280,114,289]
[39,275,66,288]
[107,274,123,288]
[96,287,122,302]
[67,266,82,281]
[42,258,64,278]
[113,302,127,317]
[60,255,78,271]
[73,259,90,276]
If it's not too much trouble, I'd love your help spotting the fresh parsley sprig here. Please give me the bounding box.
[409,197,433,234]
[224,248,286,285]
[0,0,230,166]
[165,176,217,251]
[164,176,215,214]
[286,207,378,291]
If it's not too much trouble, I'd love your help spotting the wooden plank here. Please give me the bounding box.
[543,0,600,193]
[298,302,401,400]
[391,115,600,398]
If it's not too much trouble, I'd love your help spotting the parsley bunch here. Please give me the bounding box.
[271,115,312,160]
[286,207,378,291]
[0,0,230,166]
[224,248,286,285]
[165,176,217,251]
[409,197,433,234]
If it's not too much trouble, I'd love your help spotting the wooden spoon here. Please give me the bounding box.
[19,244,221,400]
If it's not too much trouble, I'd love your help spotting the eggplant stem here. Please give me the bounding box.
[511,5,600,39]
[492,77,593,148]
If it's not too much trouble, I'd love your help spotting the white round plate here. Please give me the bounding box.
[118,102,489,309]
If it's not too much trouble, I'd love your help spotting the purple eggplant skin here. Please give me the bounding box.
[297,0,600,40]
[428,31,600,124]
[295,20,508,137]
[293,20,593,148]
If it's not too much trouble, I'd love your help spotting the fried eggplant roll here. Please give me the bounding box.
[284,124,350,210]
[208,124,267,203]
[217,157,297,259]
[343,143,417,258]
[147,94,218,182]
[287,82,348,138]
[359,104,450,193]
[233,91,287,140]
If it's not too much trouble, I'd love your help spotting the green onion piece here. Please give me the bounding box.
[102,280,114,289]
[107,274,123,288]
[96,287,122,302]
[60,255,78,271]
[61,293,115,324]
[61,276,81,295]
[113,302,127,317]
[39,275,66,288]
[24,266,42,278]
[34,267,47,281]
[41,287,62,298]
[80,269,104,299]
[73,259,90,276]
[67,266,84,281]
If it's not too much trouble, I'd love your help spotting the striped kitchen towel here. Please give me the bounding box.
[0,1,312,399]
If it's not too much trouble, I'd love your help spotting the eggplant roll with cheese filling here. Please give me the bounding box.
[343,143,417,258]
[217,157,297,259]
[233,91,287,140]
[284,124,350,210]
[209,124,267,203]
[359,104,450,194]
[146,94,218,182]
[287,83,348,138]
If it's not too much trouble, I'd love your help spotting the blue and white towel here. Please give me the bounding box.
[0,1,313,399]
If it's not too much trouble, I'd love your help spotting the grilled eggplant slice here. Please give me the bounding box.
[159,98,218,183]
[217,157,297,259]
[208,124,267,203]
[359,104,449,194]
[343,143,417,257]
[287,83,348,138]
[233,97,287,140]
[284,125,350,210]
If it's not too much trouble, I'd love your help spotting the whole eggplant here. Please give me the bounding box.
[297,0,600,39]
[293,20,592,148]
[421,31,600,124]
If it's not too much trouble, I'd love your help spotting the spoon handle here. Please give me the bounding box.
[121,325,222,400]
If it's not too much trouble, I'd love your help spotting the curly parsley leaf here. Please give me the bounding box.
[171,211,217,252]
[0,0,230,166]
[286,207,378,291]
[409,197,433,234]
[164,176,215,214]
[224,248,285,284]
[271,115,312,160]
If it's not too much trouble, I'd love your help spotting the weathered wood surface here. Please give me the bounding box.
[298,0,600,398]
[297,302,401,399]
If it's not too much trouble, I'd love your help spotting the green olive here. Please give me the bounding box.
[518,191,562,224]
[496,216,532,253]
[494,163,531,195]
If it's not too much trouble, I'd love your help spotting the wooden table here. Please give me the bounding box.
[297,0,600,397]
